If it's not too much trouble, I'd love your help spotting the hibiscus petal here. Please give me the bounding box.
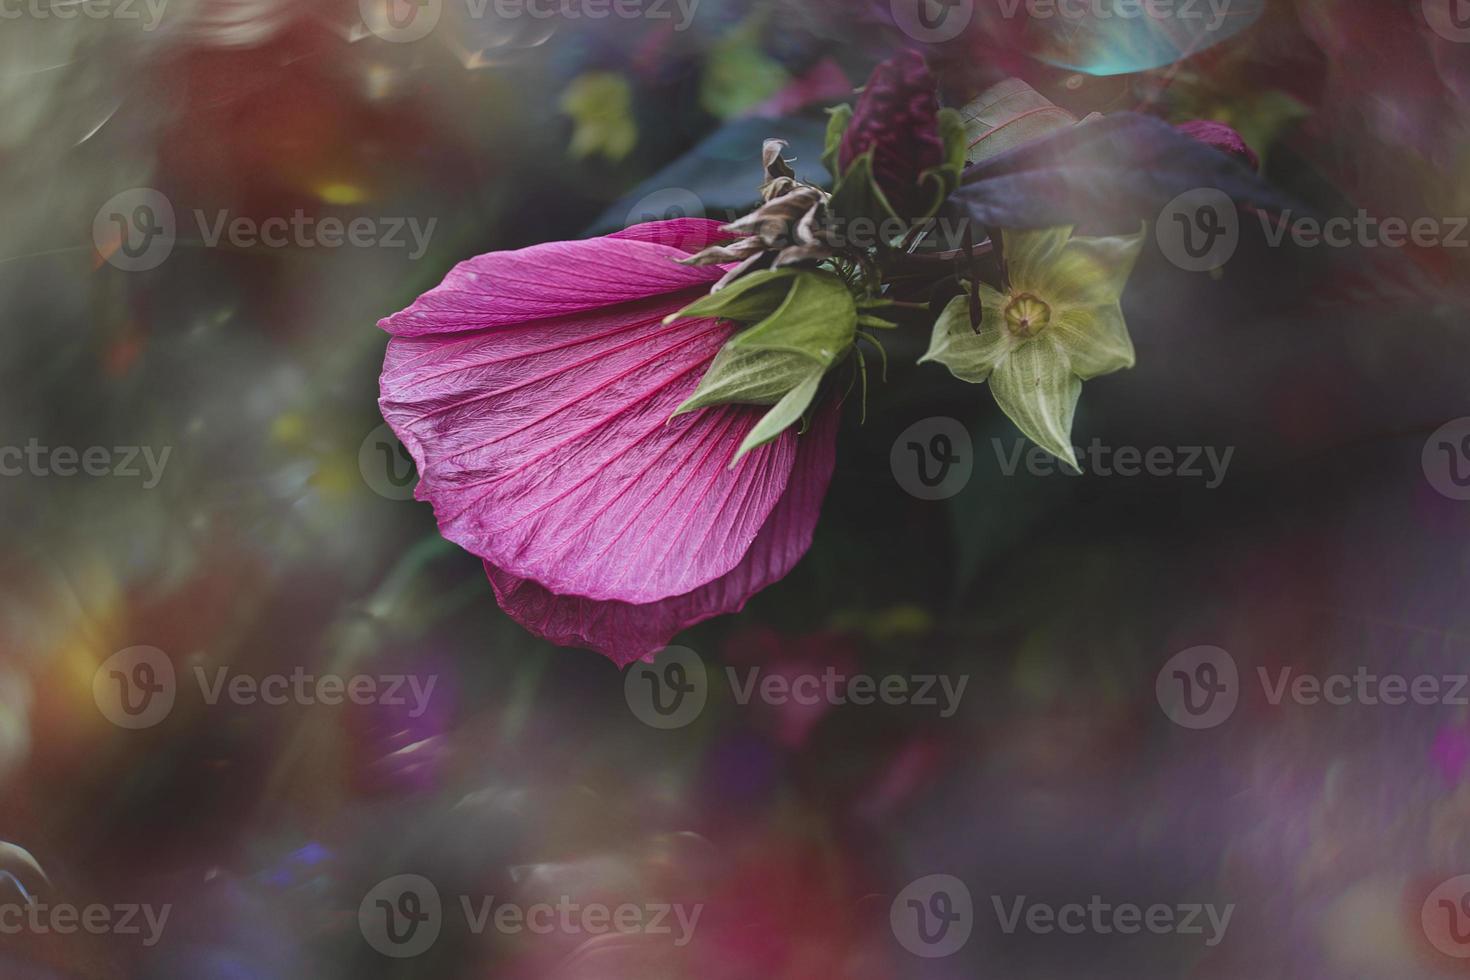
[608,218,733,252]
[482,400,840,665]
[380,220,730,338]
[379,224,806,604]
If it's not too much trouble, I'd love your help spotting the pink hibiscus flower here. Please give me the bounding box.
[378,219,839,666]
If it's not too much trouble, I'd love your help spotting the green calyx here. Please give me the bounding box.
[665,268,858,464]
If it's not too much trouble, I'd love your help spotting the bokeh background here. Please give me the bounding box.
[2,0,1470,976]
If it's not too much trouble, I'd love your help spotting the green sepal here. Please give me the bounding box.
[671,269,857,462]
[673,346,811,414]
[663,268,799,327]
[913,107,967,218]
[822,104,853,183]
[723,269,856,367]
[731,369,824,464]
[827,149,902,228]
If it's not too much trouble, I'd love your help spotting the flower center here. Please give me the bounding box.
[1003,292,1050,338]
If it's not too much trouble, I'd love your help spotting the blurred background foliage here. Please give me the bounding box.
[1,0,1469,977]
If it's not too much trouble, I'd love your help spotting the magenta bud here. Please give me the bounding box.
[838,49,946,219]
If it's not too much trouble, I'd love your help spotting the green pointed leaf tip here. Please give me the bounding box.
[663,268,800,327]
[672,269,858,459]
[919,225,1144,471]
[822,104,854,182]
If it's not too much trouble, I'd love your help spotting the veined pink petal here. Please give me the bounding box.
[607,218,732,251]
[483,401,840,665]
[378,219,805,605]
[380,219,731,337]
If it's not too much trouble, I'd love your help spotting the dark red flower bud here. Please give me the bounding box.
[838,49,945,219]
[1176,120,1260,172]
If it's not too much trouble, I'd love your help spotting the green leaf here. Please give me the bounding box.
[822,104,853,183]
[960,78,1077,165]
[989,339,1082,471]
[732,368,824,464]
